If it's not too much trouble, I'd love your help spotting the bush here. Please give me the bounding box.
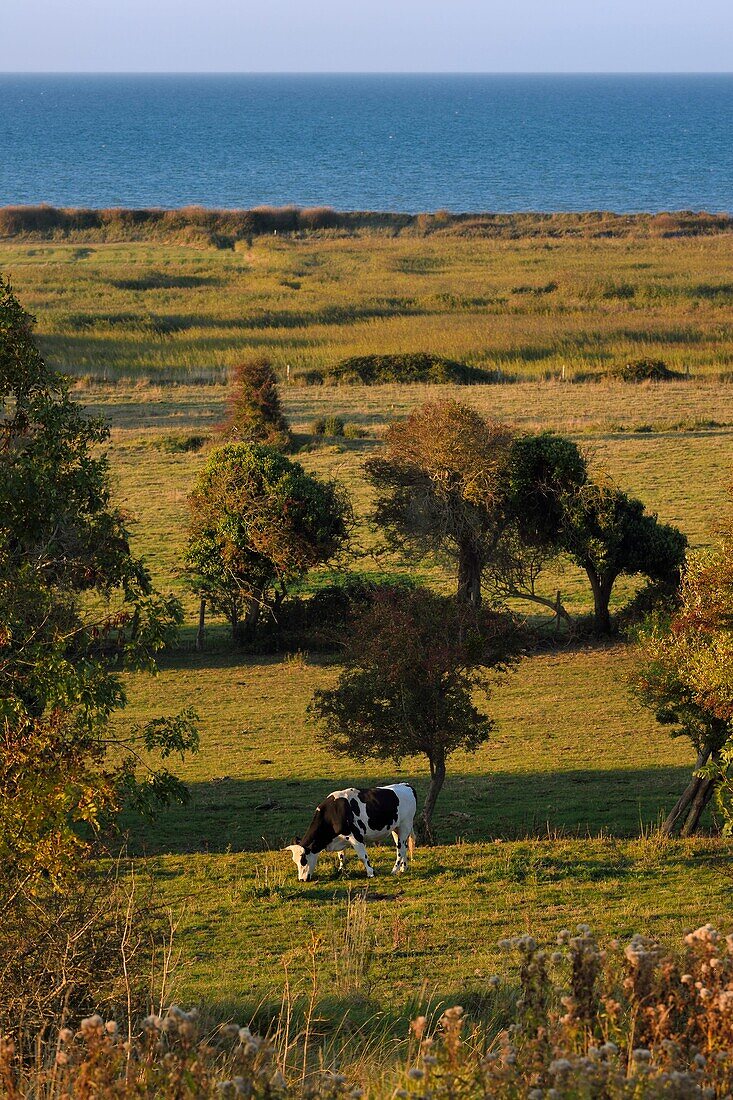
[612,358,686,382]
[219,358,291,450]
[153,432,207,453]
[343,422,368,439]
[311,415,345,437]
[324,353,491,386]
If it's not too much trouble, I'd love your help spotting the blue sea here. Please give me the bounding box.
[1,74,732,212]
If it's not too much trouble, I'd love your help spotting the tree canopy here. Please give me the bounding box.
[218,357,291,451]
[0,276,198,889]
[365,400,514,608]
[185,442,351,639]
[310,586,521,839]
[632,495,733,835]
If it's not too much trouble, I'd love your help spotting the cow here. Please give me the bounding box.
[283,783,417,881]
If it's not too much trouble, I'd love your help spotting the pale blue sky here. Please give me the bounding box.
[2,0,732,73]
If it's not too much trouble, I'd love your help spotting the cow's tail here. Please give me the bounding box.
[408,833,416,859]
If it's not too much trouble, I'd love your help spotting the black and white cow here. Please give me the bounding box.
[284,783,417,881]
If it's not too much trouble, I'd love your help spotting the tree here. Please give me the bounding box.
[309,586,521,840]
[0,276,199,889]
[489,433,588,627]
[561,480,687,633]
[632,500,733,836]
[219,357,291,450]
[184,443,351,640]
[365,401,514,609]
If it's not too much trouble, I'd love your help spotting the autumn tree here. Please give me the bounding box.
[184,443,351,640]
[310,586,521,840]
[365,401,514,609]
[632,497,733,836]
[219,357,291,450]
[0,276,199,890]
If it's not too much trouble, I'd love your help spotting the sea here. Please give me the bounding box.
[1,73,732,212]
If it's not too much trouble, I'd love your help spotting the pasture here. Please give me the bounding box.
[3,230,733,1081]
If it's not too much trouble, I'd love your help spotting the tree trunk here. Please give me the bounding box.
[586,568,613,634]
[230,604,239,643]
[195,598,206,652]
[457,542,482,609]
[420,756,446,844]
[660,749,711,837]
[680,775,718,837]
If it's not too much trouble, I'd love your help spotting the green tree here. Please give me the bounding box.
[562,480,687,634]
[489,433,588,627]
[0,277,199,888]
[184,443,351,640]
[632,499,733,836]
[219,357,291,450]
[365,401,514,609]
[310,587,521,839]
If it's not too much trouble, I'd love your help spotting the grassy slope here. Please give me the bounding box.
[3,233,733,381]
[4,235,732,1051]
[92,376,733,1033]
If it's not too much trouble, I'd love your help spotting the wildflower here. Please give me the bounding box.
[105,1021,118,1036]
[549,1058,573,1075]
[411,1015,427,1039]
[422,1055,437,1066]
[528,1091,544,1100]
[694,1054,706,1068]
[59,1027,73,1043]
[551,952,563,965]
[577,923,591,934]
[55,1051,69,1066]
[80,1014,104,1033]
[601,1042,618,1056]
[270,1069,287,1090]
[557,929,571,944]
[684,925,719,946]
[143,1015,161,1030]
[488,974,500,987]
[680,973,694,985]
[407,1068,424,1080]
[632,1048,652,1063]
[497,938,512,951]
[717,990,733,1011]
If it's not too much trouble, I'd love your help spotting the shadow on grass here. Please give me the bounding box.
[121,765,695,857]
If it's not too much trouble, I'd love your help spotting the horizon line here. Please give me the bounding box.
[2,69,733,77]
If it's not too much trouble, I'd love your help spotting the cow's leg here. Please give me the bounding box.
[391,830,408,874]
[347,836,375,877]
[337,850,346,873]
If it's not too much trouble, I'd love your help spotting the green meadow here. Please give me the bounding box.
[4,229,733,1079]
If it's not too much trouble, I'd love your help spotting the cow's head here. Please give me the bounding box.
[283,843,318,881]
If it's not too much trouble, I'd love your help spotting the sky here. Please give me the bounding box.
[2,0,732,73]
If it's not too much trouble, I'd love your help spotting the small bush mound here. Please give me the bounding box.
[323,352,490,385]
[343,422,368,439]
[153,432,207,453]
[311,415,345,437]
[612,357,686,382]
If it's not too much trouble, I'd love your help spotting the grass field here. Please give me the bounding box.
[3,229,733,382]
[4,233,733,1080]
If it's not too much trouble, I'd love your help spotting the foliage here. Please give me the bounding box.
[562,479,687,633]
[310,586,521,837]
[632,499,733,834]
[219,357,291,450]
[488,433,589,625]
[311,415,345,437]
[0,276,199,888]
[324,352,491,385]
[184,443,351,640]
[365,401,514,608]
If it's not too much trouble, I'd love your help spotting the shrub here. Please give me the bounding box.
[219,357,291,450]
[343,422,368,439]
[153,432,207,453]
[612,358,685,382]
[311,415,345,437]
[324,353,491,385]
